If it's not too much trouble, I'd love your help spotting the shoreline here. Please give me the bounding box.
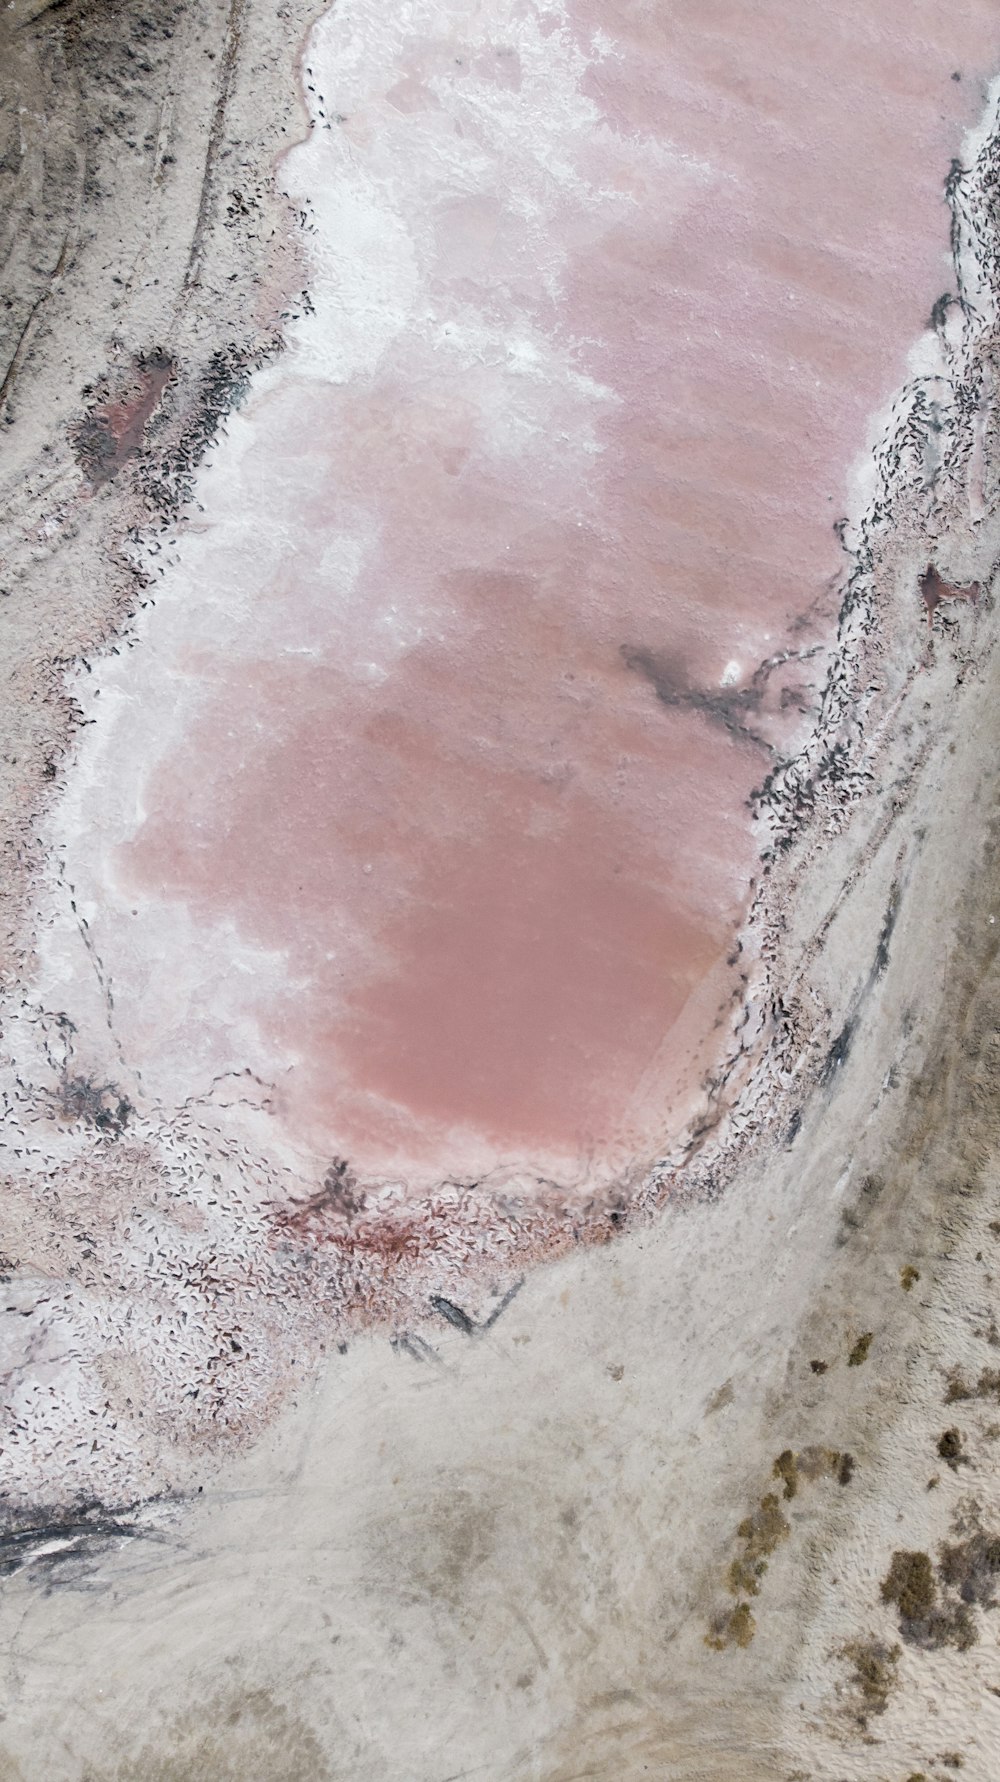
[4,8,1000,1776]
[3,4,1000,1520]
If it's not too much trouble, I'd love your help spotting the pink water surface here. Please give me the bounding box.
[119,0,997,1179]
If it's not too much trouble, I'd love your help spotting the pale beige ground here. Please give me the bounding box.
[5,4,1000,1780]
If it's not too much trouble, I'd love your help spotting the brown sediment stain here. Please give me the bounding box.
[535,1694,783,1782]
[74,352,174,488]
[369,1485,500,1612]
[81,1687,331,1782]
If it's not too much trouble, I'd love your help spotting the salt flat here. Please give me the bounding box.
[2,1,1000,1776]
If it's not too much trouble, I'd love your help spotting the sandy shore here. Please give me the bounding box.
[5,0,1000,1777]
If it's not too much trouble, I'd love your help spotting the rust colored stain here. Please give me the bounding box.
[920,563,980,621]
[75,353,174,487]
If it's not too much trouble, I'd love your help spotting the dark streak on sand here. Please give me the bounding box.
[0,1506,154,1585]
[429,1278,524,1336]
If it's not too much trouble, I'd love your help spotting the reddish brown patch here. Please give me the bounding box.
[920,563,980,620]
[75,353,174,488]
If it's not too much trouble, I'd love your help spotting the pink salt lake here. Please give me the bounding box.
[65,1,998,1185]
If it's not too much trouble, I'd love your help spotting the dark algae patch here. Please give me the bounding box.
[847,1331,874,1367]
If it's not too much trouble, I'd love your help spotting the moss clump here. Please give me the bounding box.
[937,1427,965,1468]
[938,1526,1000,1609]
[773,1449,799,1500]
[727,1554,767,1597]
[841,1636,900,1722]
[737,1493,790,1562]
[881,1550,936,1620]
[705,1601,756,1650]
[900,1264,921,1291]
[880,1546,979,1650]
[848,1331,874,1366]
[727,1491,790,1598]
[792,1445,851,1487]
[946,1366,1000,1403]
